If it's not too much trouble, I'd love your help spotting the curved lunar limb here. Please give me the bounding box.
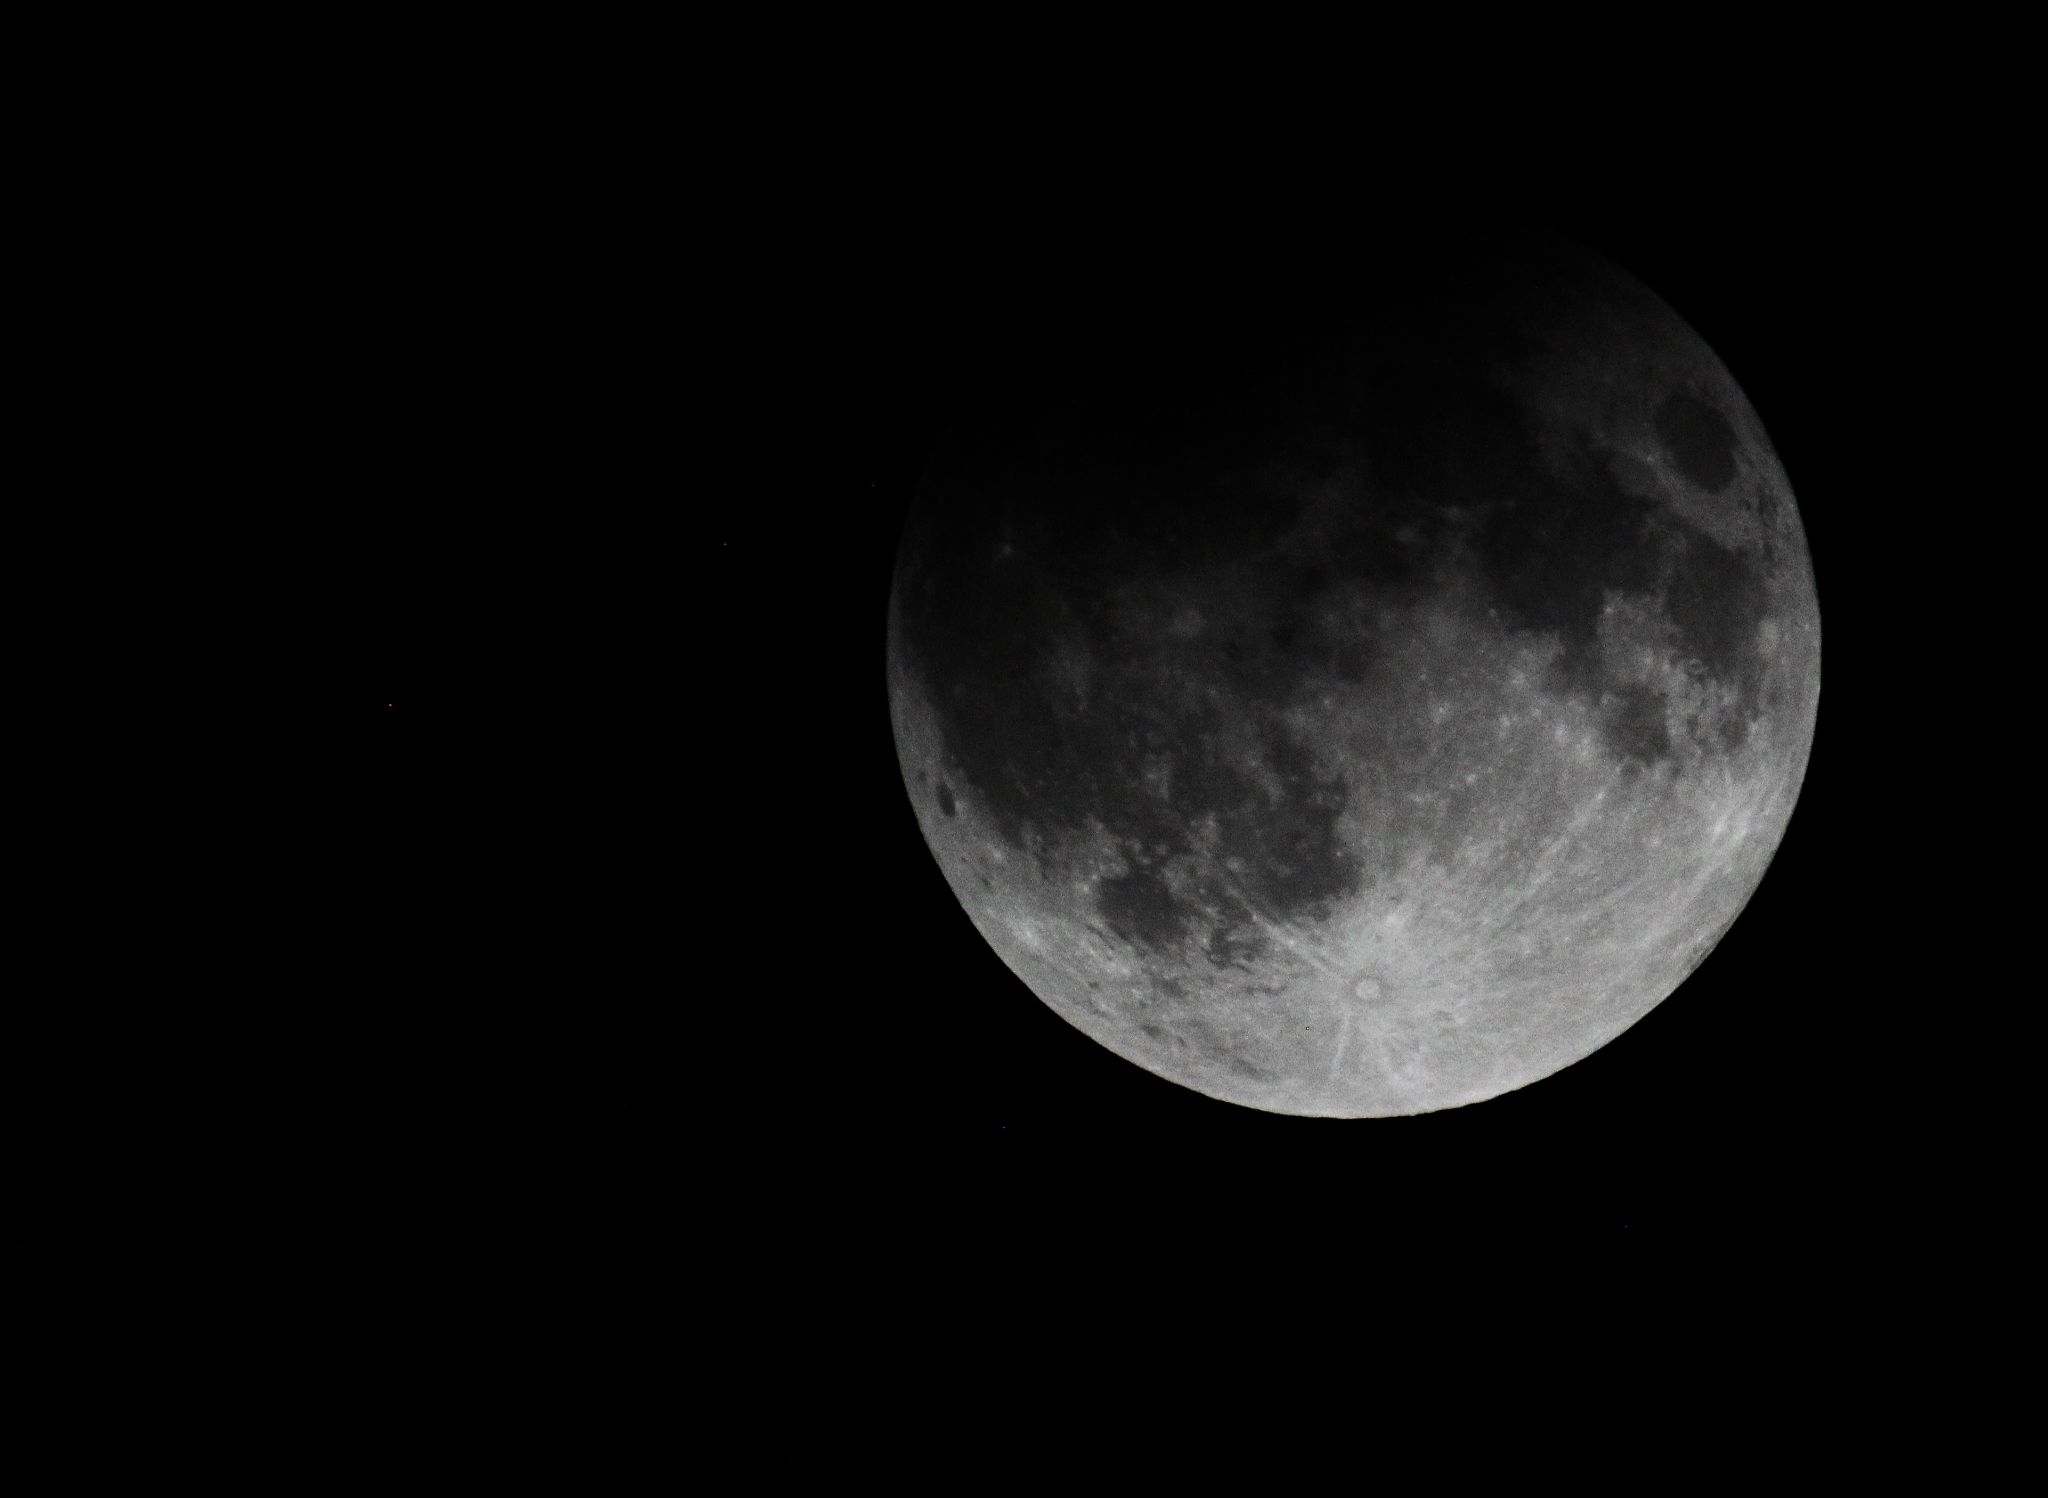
[887,227,1819,1117]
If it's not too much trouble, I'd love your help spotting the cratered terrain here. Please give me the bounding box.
[886,225,1819,1117]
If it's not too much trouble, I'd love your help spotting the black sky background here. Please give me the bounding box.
[294,88,2004,1304]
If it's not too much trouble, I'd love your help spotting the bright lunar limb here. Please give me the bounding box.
[887,226,1819,1118]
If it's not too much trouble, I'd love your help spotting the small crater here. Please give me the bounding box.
[1140,1021,1167,1041]
[935,782,957,817]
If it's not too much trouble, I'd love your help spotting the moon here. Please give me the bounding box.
[886,224,1819,1117]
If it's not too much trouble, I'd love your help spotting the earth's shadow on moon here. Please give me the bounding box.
[885,219,1820,1120]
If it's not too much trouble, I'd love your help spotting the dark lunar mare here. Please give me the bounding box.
[892,227,1775,973]
[1654,392,1741,491]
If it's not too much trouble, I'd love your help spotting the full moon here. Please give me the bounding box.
[886,225,1819,1117]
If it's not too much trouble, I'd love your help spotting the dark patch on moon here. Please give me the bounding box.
[1659,521,1769,746]
[1654,391,1739,491]
[1660,524,1765,688]
[1204,920,1268,970]
[1097,861,1192,950]
[1211,731,1358,917]
[935,781,956,817]
[901,491,1370,954]
[1330,637,1373,683]
[1605,684,1672,769]
[1080,709,1362,955]
[1462,431,1662,699]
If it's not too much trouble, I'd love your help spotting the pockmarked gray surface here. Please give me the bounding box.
[888,228,1819,1117]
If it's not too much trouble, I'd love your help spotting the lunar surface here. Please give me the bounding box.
[886,226,1819,1117]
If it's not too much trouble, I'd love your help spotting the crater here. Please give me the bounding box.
[936,781,957,817]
